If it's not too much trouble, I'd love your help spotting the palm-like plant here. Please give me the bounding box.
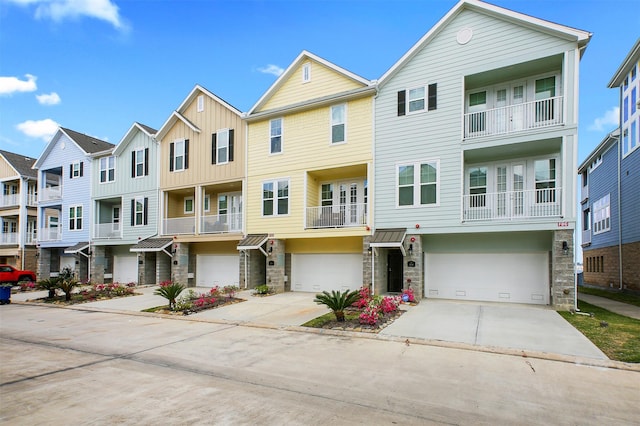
[58,279,78,302]
[314,289,360,322]
[38,278,60,299]
[154,282,186,310]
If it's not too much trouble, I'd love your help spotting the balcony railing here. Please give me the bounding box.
[163,217,196,235]
[0,232,18,244]
[582,229,591,246]
[38,227,61,242]
[94,223,122,239]
[464,96,564,139]
[27,194,38,206]
[0,194,19,207]
[39,186,62,202]
[580,184,589,203]
[26,231,36,245]
[306,203,368,229]
[201,213,242,234]
[463,188,562,221]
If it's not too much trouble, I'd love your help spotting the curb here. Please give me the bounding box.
[11,300,640,373]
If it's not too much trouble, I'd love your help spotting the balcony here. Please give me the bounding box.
[0,194,19,207]
[464,97,564,139]
[580,183,589,203]
[94,223,122,239]
[306,204,368,229]
[38,227,61,242]
[201,213,242,234]
[25,231,36,245]
[163,217,196,235]
[582,229,591,247]
[27,194,37,206]
[0,233,18,244]
[463,188,562,221]
[39,186,62,202]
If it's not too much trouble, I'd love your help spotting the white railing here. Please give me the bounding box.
[25,231,36,245]
[464,96,564,139]
[94,223,122,239]
[0,194,19,207]
[582,229,591,246]
[39,186,62,202]
[201,213,243,234]
[0,232,18,244]
[463,188,562,221]
[37,227,61,242]
[27,194,38,206]
[163,217,196,235]
[580,184,589,203]
[306,203,368,228]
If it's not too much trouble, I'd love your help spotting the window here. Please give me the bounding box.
[583,209,591,231]
[593,194,611,234]
[408,87,425,113]
[397,161,439,207]
[130,198,147,226]
[203,194,210,212]
[132,148,148,178]
[428,83,437,111]
[321,184,333,206]
[302,63,311,83]
[197,95,204,112]
[535,76,556,122]
[468,167,487,208]
[100,156,115,183]
[218,195,227,218]
[397,84,437,116]
[331,104,346,143]
[170,140,189,172]
[184,197,194,214]
[212,129,234,164]
[70,161,83,179]
[270,119,282,154]
[69,205,82,231]
[263,179,289,216]
[588,155,603,172]
[534,159,556,203]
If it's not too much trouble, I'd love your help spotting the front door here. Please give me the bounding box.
[112,206,120,233]
[387,250,404,293]
[495,163,525,219]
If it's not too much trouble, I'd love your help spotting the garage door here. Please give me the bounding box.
[114,255,138,284]
[425,252,549,305]
[291,254,362,293]
[196,255,239,287]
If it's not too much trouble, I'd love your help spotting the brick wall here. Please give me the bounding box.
[584,242,640,291]
[622,241,640,291]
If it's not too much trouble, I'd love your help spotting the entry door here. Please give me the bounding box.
[496,163,525,218]
[229,193,242,231]
[112,206,120,232]
[338,181,364,226]
[495,88,508,133]
[510,84,525,131]
[387,250,404,293]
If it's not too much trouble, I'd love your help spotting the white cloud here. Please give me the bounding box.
[0,74,37,95]
[36,92,61,105]
[258,64,285,77]
[588,106,620,131]
[6,0,127,30]
[16,118,60,141]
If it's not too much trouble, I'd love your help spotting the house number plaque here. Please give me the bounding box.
[407,261,416,267]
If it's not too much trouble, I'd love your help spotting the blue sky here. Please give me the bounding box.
[0,0,638,163]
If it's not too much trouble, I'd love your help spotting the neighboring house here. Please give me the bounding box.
[155,85,245,287]
[0,150,38,271]
[242,51,375,293]
[33,128,115,281]
[372,0,590,309]
[90,122,162,286]
[579,38,639,291]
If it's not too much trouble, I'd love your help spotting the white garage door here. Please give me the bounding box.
[425,252,549,305]
[196,255,239,287]
[114,255,138,284]
[291,254,362,293]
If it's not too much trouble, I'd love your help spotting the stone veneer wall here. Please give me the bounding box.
[239,249,267,290]
[171,242,190,286]
[362,236,372,289]
[266,239,286,293]
[90,245,106,284]
[36,247,51,280]
[403,234,423,300]
[551,229,575,310]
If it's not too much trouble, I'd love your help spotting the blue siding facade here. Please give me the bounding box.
[620,148,640,244]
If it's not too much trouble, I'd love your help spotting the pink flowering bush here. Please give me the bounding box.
[380,295,401,314]
[359,303,381,325]
[402,287,415,302]
[353,286,371,309]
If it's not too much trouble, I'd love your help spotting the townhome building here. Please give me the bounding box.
[372,0,590,309]
[242,51,375,293]
[90,122,162,286]
[579,38,639,291]
[33,128,114,281]
[154,85,245,287]
[0,150,38,271]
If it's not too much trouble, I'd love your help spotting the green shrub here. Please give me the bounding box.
[253,284,272,295]
[314,289,360,322]
[58,279,78,302]
[38,278,60,299]
[154,281,186,310]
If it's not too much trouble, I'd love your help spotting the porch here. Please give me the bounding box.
[463,188,562,221]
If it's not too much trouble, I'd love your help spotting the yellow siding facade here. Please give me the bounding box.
[0,157,17,179]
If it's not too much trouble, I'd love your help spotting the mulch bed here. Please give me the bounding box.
[147,297,245,316]
[319,308,405,334]
[27,292,141,305]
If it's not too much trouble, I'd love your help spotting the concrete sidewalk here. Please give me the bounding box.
[578,294,640,320]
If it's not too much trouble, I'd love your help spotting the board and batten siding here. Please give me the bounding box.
[160,93,245,191]
[374,8,581,232]
[259,59,364,112]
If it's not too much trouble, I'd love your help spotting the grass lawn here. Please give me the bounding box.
[302,311,361,327]
[578,286,640,307]
[559,301,640,363]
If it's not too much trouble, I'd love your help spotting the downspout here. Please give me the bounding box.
[617,125,623,290]
[370,82,378,295]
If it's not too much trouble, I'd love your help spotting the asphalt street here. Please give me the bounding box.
[1,304,639,425]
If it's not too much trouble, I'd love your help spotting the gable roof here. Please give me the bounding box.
[0,149,37,179]
[608,38,640,88]
[156,84,242,141]
[577,130,620,173]
[248,50,372,115]
[378,0,592,87]
[112,122,158,157]
[33,127,115,169]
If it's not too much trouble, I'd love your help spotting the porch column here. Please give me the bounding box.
[266,239,286,293]
[91,245,106,284]
[551,229,575,310]
[37,247,51,280]
[362,236,372,290]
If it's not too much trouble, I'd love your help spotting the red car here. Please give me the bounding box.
[0,264,37,284]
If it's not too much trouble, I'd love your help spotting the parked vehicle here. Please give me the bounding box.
[0,264,36,284]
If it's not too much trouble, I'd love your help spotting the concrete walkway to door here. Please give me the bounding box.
[381,299,608,360]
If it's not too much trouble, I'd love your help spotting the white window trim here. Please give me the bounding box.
[184,196,194,215]
[71,161,81,179]
[302,62,311,83]
[330,104,347,145]
[134,148,145,178]
[261,178,290,217]
[216,128,230,165]
[197,95,204,112]
[203,194,211,213]
[395,159,440,208]
[173,139,186,172]
[69,204,82,231]
[99,156,115,184]
[593,194,611,235]
[269,118,283,155]
[134,197,145,227]
[407,85,427,115]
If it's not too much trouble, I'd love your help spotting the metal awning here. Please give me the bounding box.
[129,238,173,256]
[64,242,90,254]
[370,228,407,255]
[237,234,269,256]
